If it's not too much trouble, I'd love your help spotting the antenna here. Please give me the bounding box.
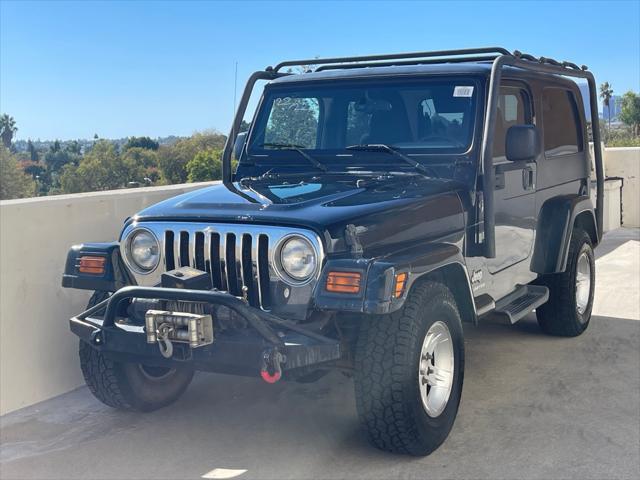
[233,61,238,119]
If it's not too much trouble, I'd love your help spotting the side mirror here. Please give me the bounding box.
[506,125,540,162]
[233,132,248,161]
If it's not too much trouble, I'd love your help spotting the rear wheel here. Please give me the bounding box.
[79,291,194,412]
[354,281,464,456]
[536,229,596,337]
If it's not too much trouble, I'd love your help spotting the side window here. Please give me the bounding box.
[264,97,320,149]
[493,86,531,159]
[542,88,582,157]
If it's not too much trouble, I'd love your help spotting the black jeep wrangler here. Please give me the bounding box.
[62,47,604,456]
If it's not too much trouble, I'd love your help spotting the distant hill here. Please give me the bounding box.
[13,135,186,153]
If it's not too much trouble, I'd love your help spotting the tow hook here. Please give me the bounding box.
[156,323,174,359]
[260,348,286,384]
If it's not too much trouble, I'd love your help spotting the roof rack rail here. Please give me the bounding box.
[512,50,588,72]
[314,55,499,72]
[271,47,512,73]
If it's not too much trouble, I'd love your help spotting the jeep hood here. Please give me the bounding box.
[132,176,467,253]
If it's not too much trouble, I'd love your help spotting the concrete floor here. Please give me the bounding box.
[1,229,639,480]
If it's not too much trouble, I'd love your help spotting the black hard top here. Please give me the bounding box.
[270,63,494,84]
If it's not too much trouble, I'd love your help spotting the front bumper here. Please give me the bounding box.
[70,286,341,379]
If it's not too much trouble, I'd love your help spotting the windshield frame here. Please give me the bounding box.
[242,74,484,171]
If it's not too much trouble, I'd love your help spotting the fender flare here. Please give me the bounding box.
[314,243,477,323]
[62,242,134,292]
[531,194,598,274]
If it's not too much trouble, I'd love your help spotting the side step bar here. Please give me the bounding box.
[492,285,549,324]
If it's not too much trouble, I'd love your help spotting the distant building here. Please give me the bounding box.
[602,95,622,121]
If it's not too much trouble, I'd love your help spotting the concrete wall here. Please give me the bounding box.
[0,182,213,415]
[604,147,640,228]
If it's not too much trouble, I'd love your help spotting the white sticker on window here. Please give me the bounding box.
[454,86,474,97]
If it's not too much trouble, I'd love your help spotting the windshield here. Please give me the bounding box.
[245,77,479,171]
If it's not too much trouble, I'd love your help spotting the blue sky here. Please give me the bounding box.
[1,0,639,141]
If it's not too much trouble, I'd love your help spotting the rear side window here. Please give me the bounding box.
[542,88,583,157]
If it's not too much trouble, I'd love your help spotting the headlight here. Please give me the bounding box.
[278,236,317,282]
[125,228,160,273]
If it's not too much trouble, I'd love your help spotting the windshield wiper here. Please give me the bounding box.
[346,143,438,178]
[258,143,328,172]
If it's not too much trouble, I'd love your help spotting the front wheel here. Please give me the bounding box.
[79,291,194,412]
[354,281,465,456]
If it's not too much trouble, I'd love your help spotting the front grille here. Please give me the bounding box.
[121,222,324,313]
[164,229,271,309]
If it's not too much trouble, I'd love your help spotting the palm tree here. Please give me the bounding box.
[599,82,614,136]
[0,114,18,148]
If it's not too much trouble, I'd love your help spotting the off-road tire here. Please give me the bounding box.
[354,281,465,456]
[79,291,194,412]
[536,229,595,337]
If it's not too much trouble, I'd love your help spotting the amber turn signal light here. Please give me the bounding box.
[78,256,106,275]
[394,272,407,298]
[326,271,361,294]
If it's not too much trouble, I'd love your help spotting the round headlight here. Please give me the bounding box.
[126,229,160,273]
[279,236,317,282]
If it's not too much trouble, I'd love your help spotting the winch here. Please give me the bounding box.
[145,309,214,358]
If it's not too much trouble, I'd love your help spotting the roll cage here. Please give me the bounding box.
[221,47,604,259]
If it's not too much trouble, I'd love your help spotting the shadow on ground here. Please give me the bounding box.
[2,312,638,480]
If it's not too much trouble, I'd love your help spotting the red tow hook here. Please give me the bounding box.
[260,348,285,384]
[260,370,281,384]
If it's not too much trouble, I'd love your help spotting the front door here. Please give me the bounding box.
[487,83,538,274]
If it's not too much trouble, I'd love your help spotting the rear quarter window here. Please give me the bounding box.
[542,88,583,157]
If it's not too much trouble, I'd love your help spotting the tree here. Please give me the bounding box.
[66,140,82,155]
[122,146,158,168]
[44,141,80,173]
[124,136,159,151]
[157,131,226,184]
[619,91,640,136]
[59,140,143,193]
[122,147,160,183]
[599,82,614,134]
[0,114,18,148]
[27,140,39,162]
[186,148,222,182]
[23,162,46,179]
[0,147,36,199]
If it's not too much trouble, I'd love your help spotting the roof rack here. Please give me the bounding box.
[271,47,511,73]
[270,47,591,75]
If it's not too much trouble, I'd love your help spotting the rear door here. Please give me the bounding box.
[487,83,538,274]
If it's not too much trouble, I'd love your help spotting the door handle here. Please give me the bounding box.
[522,166,535,190]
